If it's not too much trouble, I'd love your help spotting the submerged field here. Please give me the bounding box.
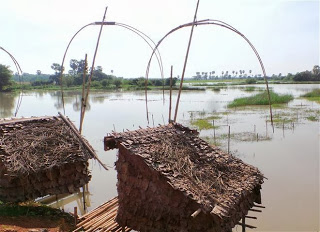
[0,83,319,231]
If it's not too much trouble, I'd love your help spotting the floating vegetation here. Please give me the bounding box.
[228,91,293,108]
[301,89,320,103]
[306,116,318,121]
[190,119,218,130]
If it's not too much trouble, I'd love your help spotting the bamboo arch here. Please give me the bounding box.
[144,19,274,130]
[0,46,23,117]
[58,22,164,115]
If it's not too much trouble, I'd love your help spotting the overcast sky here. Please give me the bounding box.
[0,0,319,78]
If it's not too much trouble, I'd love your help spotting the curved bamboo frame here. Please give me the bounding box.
[58,22,164,115]
[145,19,274,129]
[0,46,23,117]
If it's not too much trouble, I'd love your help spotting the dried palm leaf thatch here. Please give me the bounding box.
[105,123,264,231]
[0,116,93,202]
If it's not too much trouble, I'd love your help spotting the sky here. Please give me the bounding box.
[0,0,319,78]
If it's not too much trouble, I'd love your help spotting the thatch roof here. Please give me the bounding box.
[0,115,93,176]
[104,123,264,225]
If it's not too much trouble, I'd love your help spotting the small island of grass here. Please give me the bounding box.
[301,89,320,103]
[228,91,293,108]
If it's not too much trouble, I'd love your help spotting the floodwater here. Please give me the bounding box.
[0,84,319,231]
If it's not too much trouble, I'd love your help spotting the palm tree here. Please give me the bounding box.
[222,71,224,78]
[249,70,252,77]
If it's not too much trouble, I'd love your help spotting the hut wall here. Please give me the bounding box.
[0,161,91,202]
[115,145,221,232]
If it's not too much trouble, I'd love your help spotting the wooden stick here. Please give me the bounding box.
[58,112,108,170]
[173,0,200,122]
[74,207,78,225]
[191,208,201,218]
[228,125,231,154]
[241,215,245,232]
[245,215,257,219]
[79,54,88,134]
[249,208,262,212]
[169,65,173,123]
[236,222,257,229]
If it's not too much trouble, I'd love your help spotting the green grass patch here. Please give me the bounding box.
[301,89,320,103]
[204,115,222,120]
[190,119,219,130]
[228,91,293,108]
[0,202,73,219]
[306,116,318,121]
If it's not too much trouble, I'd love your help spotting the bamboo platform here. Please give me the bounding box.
[74,197,131,232]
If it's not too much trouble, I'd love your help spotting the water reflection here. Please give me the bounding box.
[1,85,318,230]
[37,185,91,216]
[0,92,18,118]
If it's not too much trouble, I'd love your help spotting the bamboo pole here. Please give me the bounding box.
[173,0,200,122]
[79,54,88,134]
[169,65,173,123]
[82,7,108,129]
[241,215,245,232]
[74,207,78,225]
[228,125,231,154]
[58,112,108,170]
[213,120,216,144]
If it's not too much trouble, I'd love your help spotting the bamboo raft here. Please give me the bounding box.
[74,197,132,232]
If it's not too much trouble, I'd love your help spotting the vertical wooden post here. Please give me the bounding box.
[82,186,86,212]
[265,118,268,137]
[152,114,155,127]
[213,120,216,144]
[242,215,246,232]
[74,206,78,225]
[228,125,230,154]
[169,65,173,123]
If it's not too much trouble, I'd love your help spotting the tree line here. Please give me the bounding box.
[0,63,319,92]
[192,65,320,81]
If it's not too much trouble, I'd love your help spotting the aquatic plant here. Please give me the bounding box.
[228,91,293,107]
[191,119,218,130]
[301,89,320,103]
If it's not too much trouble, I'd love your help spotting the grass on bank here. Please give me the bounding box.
[0,201,75,230]
[301,89,320,103]
[228,91,294,108]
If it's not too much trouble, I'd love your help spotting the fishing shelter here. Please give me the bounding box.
[104,123,264,232]
[0,115,93,202]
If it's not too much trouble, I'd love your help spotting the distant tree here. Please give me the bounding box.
[0,64,12,91]
[113,79,122,88]
[69,59,79,75]
[249,70,252,77]
[36,70,42,75]
[313,65,320,75]
[50,63,63,84]
[293,71,313,81]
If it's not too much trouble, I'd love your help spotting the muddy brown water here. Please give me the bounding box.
[0,84,318,231]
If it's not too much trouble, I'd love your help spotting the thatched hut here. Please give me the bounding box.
[104,123,264,232]
[0,115,93,202]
